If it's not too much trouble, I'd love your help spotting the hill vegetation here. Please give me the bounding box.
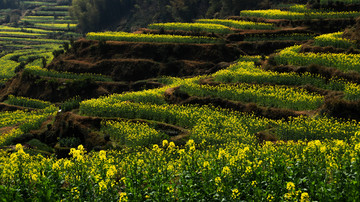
[69,0,299,32]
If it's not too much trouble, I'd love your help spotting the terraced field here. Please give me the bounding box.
[1,2,360,201]
[0,0,78,52]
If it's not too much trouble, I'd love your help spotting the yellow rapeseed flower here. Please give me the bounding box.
[168,141,175,149]
[222,166,231,176]
[106,165,117,178]
[162,139,169,147]
[71,187,80,200]
[286,181,295,191]
[300,192,310,202]
[52,161,60,170]
[267,194,274,201]
[119,192,128,202]
[284,192,292,200]
[99,180,107,192]
[232,188,240,199]
[15,144,23,151]
[99,150,107,160]
[215,177,221,185]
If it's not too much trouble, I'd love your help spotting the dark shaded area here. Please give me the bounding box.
[343,17,360,44]
[321,98,360,121]
[0,103,37,112]
[69,0,268,32]
[300,43,360,54]
[310,1,360,11]
[35,112,108,157]
[301,84,343,98]
[235,41,300,55]
[226,27,312,42]
[47,39,243,81]
[0,0,20,9]
[0,70,129,102]
[255,130,278,143]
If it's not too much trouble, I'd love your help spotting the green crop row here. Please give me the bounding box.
[195,19,274,30]
[0,36,65,43]
[0,105,57,130]
[23,1,57,6]
[102,120,166,147]
[86,31,220,44]
[0,105,57,145]
[180,82,324,110]
[0,56,18,79]
[2,138,360,200]
[4,95,52,109]
[148,22,232,34]
[80,97,360,143]
[34,11,69,16]
[244,33,315,41]
[80,100,263,144]
[274,45,360,73]
[21,18,78,24]
[39,5,70,11]
[0,31,46,37]
[213,61,360,101]
[0,49,55,79]
[240,9,360,20]
[24,66,113,82]
[0,25,52,33]
[313,32,357,49]
[33,23,77,30]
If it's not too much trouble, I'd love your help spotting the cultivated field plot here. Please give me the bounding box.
[86,31,221,43]
[240,9,360,20]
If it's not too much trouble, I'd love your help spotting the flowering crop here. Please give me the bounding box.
[0,55,18,79]
[195,19,274,30]
[86,31,220,44]
[0,25,53,33]
[274,45,360,73]
[80,95,360,143]
[213,61,360,100]
[314,32,357,49]
[289,4,311,13]
[180,82,324,110]
[0,50,55,79]
[0,105,58,146]
[102,120,166,147]
[5,95,52,109]
[34,23,77,30]
[1,137,360,200]
[0,36,65,44]
[240,9,360,20]
[35,11,69,16]
[0,31,46,37]
[276,116,360,141]
[244,33,315,41]
[2,13,360,201]
[148,22,232,34]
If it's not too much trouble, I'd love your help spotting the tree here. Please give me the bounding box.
[0,0,20,9]
[70,0,132,32]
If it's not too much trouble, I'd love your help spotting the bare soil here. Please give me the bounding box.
[47,39,244,81]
